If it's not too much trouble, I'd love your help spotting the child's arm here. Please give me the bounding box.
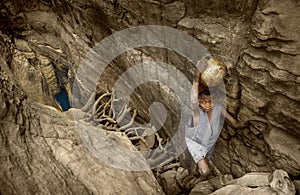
[221,107,249,129]
[191,69,201,126]
[191,69,200,108]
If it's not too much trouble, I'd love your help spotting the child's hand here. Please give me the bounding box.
[234,121,250,129]
[223,108,250,129]
[248,119,268,132]
[194,68,201,82]
[236,119,268,131]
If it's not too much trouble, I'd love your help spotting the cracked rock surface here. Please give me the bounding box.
[0,0,299,194]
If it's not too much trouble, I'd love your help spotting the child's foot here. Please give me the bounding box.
[198,159,210,176]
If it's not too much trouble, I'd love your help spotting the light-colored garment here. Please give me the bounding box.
[185,103,225,163]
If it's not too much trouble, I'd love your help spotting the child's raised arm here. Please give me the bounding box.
[191,69,201,127]
[191,69,200,109]
[221,107,249,129]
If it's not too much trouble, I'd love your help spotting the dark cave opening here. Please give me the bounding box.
[55,87,70,111]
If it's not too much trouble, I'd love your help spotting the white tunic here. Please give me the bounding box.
[185,103,225,163]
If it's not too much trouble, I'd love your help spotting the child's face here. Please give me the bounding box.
[198,95,215,112]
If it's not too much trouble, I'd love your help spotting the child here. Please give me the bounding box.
[185,68,249,176]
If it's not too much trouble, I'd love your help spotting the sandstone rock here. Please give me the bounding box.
[244,47,300,77]
[265,95,300,137]
[224,76,240,99]
[182,0,258,17]
[158,170,181,195]
[251,0,300,55]
[264,127,300,176]
[0,91,163,195]
[10,49,59,108]
[40,63,60,95]
[228,136,271,174]
[211,184,277,195]
[178,15,247,62]
[293,180,300,195]
[159,0,174,3]
[228,172,270,187]
[190,181,215,195]
[1,0,300,193]
[211,138,232,174]
[0,33,163,195]
[231,163,246,178]
[190,174,233,195]
[0,94,8,119]
[234,5,300,179]
[178,17,200,29]
[241,86,268,115]
[119,0,162,24]
[14,38,32,52]
[270,170,296,195]
[240,53,299,102]
[211,170,296,195]
[162,1,185,23]
[175,167,196,191]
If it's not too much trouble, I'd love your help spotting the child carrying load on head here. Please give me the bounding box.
[185,57,251,176]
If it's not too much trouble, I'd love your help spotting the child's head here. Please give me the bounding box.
[198,88,216,112]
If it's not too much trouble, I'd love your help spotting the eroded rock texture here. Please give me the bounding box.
[0,0,299,194]
[0,35,163,194]
[178,0,300,178]
[218,0,300,177]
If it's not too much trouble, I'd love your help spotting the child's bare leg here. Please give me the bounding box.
[198,158,210,176]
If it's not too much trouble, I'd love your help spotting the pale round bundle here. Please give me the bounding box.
[200,57,226,87]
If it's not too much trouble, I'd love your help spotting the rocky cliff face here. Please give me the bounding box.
[0,32,163,194]
[0,0,299,194]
